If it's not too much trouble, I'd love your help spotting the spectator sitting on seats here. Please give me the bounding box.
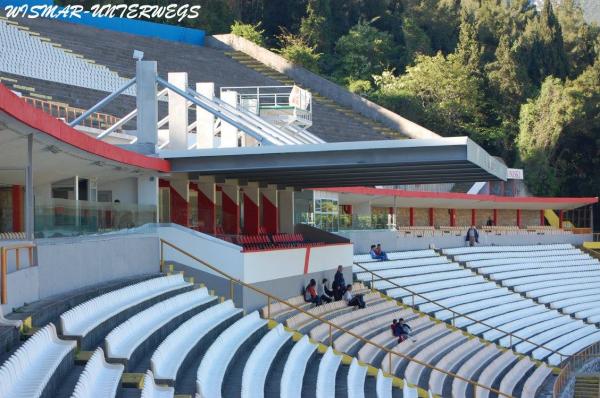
[332,265,346,301]
[319,278,333,303]
[486,217,494,226]
[391,319,400,337]
[370,244,388,261]
[465,225,479,247]
[375,244,389,260]
[396,318,413,343]
[343,284,366,309]
[305,279,322,306]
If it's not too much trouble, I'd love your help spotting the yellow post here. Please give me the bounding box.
[267,296,271,319]
[329,324,333,346]
[388,352,392,374]
[15,248,20,270]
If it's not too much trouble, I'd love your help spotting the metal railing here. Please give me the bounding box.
[23,97,118,129]
[553,341,600,397]
[1,242,36,304]
[353,261,567,364]
[159,238,514,397]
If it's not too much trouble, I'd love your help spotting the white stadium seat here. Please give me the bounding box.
[474,351,518,398]
[60,274,190,340]
[280,335,317,398]
[428,338,482,396]
[522,364,553,397]
[71,347,124,398]
[196,312,267,398]
[354,249,437,263]
[104,288,215,362]
[0,323,76,398]
[347,358,367,398]
[376,369,393,398]
[140,370,174,398]
[316,347,342,398]
[242,324,292,398]
[442,244,573,255]
[498,357,536,397]
[150,300,242,382]
[452,344,500,398]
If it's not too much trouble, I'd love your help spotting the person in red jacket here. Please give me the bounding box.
[304,279,322,306]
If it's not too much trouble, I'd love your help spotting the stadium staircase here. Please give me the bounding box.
[574,374,600,398]
[0,15,401,143]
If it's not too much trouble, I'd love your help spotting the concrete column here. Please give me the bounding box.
[278,189,294,233]
[167,72,189,150]
[136,60,158,151]
[196,82,216,149]
[196,178,216,234]
[260,186,278,234]
[220,90,238,148]
[242,183,260,235]
[11,185,22,232]
[220,183,239,234]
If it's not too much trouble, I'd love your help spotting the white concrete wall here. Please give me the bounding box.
[36,234,159,298]
[2,266,38,314]
[338,230,592,254]
[98,178,138,204]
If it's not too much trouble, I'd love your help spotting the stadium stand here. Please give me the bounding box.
[71,347,123,398]
[0,15,397,143]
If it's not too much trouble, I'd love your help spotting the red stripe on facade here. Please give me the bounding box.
[243,193,259,235]
[261,194,278,234]
[0,83,170,172]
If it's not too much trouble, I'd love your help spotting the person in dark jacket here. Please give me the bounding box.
[343,284,366,309]
[332,265,346,301]
[465,225,479,247]
[396,318,412,343]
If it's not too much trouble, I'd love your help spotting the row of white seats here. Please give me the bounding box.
[0,21,135,95]
[353,249,437,263]
[465,252,590,268]
[60,274,190,341]
[354,256,450,273]
[0,323,76,398]
[472,258,597,274]
[453,248,579,262]
[104,288,215,363]
[442,243,573,255]
[71,348,123,398]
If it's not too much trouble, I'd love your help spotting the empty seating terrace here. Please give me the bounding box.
[212,231,328,251]
[395,225,572,238]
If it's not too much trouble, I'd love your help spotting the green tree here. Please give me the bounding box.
[300,0,334,52]
[455,9,483,73]
[401,16,432,65]
[276,32,321,73]
[522,0,569,84]
[230,21,265,46]
[334,21,396,82]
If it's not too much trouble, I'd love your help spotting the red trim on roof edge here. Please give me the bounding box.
[319,187,598,205]
[0,83,170,172]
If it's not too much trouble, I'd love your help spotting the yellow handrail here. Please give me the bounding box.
[159,238,513,397]
[354,261,566,364]
[553,342,600,397]
[1,242,36,304]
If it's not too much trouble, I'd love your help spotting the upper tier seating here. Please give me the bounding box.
[0,20,134,94]
[0,323,76,398]
[140,370,174,398]
[150,300,242,383]
[353,247,600,366]
[196,311,267,398]
[104,288,216,364]
[71,347,123,398]
[60,274,190,348]
[241,324,293,398]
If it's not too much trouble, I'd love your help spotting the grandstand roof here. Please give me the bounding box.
[0,83,169,185]
[322,186,598,210]
[162,137,507,188]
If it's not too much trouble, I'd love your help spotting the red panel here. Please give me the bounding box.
[559,210,564,229]
[450,209,456,227]
[0,83,170,172]
[540,210,545,226]
[516,209,522,227]
[493,209,498,225]
[11,185,22,232]
[222,191,239,234]
[197,189,215,234]
[261,194,278,234]
[471,209,476,226]
[303,246,311,274]
[409,207,414,226]
[243,193,259,235]
[160,180,188,226]
[429,208,434,226]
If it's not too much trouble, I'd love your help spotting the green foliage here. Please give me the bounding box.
[230,21,265,46]
[334,21,396,82]
[275,32,321,73]
[347,79,373,95]
[300,0,334,52]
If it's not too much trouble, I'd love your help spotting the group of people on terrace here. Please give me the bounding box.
[304,265,366,309]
